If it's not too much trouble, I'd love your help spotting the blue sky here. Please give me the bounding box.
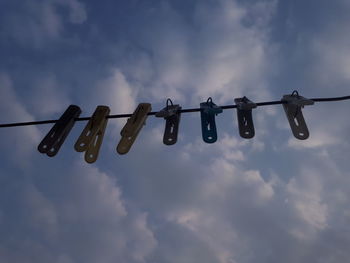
[1,0,350,262]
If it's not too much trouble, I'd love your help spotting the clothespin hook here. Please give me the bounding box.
[292,90,299,97]
[207,97,213,104]
[166,98,173,109]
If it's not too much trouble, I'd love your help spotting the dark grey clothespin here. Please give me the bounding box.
[155,99,182,145]
[74,105,110,163]
[282,91,314,140]
[234,97,257,139]
[38,105,81,157]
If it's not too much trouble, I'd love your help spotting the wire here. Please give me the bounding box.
[311,95,350,102]
[0,94,349,128]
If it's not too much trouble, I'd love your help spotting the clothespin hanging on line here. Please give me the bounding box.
[38,105,81,157]
[282,91,314,140]
[235,97,257,139]
[200,97,223,143]
[74,105,110,163]
[117,103,152,154]
[155,99,181,145]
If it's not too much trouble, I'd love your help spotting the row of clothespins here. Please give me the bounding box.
[38,91,314,163]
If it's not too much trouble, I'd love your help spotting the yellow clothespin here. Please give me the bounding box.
[74,105,110,163]
[117,103,152,154]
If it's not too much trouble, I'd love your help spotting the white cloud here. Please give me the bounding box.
[310,31,350,91]
[287,130,341,149]
[287,171,328,231]
[95,69,137,114]
[59,0,87,24]
[93,69,138,134]
[113,0,276,106]
[187,0,276,103]
[0,162,157,263]
[28,73,71,118]
[2,0,350,262]
[0,73,41,164]
[159,155,276,263]
[2,0,87,47]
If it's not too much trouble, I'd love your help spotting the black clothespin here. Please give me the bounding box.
[74,105,110,163]
[200,97,223,143]
[38,105,81,157]
[234,97,257,139]
[282,91,314,140]
[155,99,182,145]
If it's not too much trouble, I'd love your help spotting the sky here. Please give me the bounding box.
[0,0,350,262]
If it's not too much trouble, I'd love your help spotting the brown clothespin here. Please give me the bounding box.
[74,105,110,163]
[117,103,152,154]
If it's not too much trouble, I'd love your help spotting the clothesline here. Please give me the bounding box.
[0,94,349,128]
[1,91,349,164]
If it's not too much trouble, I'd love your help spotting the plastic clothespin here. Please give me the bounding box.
[74,105,110,163]
[282,90,314,140]
[200,97,222,143]
[234,97,257,139]
[155,99,182,145]
[117,103,152,154]
[38,105,81,157]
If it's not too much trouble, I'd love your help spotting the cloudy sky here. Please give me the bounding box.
[1,0,350,262]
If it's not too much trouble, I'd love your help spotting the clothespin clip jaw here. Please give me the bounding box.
[74,105,110,163]
[155,99,182,145]
[282,90,314,140]
[38,105,81,157]
[117,103,152,154]
[234,97,257,139]
[200,97,222,143]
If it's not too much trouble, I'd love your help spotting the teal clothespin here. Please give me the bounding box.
[200,97,222,143]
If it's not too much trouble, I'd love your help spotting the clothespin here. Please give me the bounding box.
[38,105,81,157]
[235,97,257,139]
[155,99,182,145]
[74,105,110,163]
[282,91,314,140]
[200,97,222,143]
[117,103,152,154]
